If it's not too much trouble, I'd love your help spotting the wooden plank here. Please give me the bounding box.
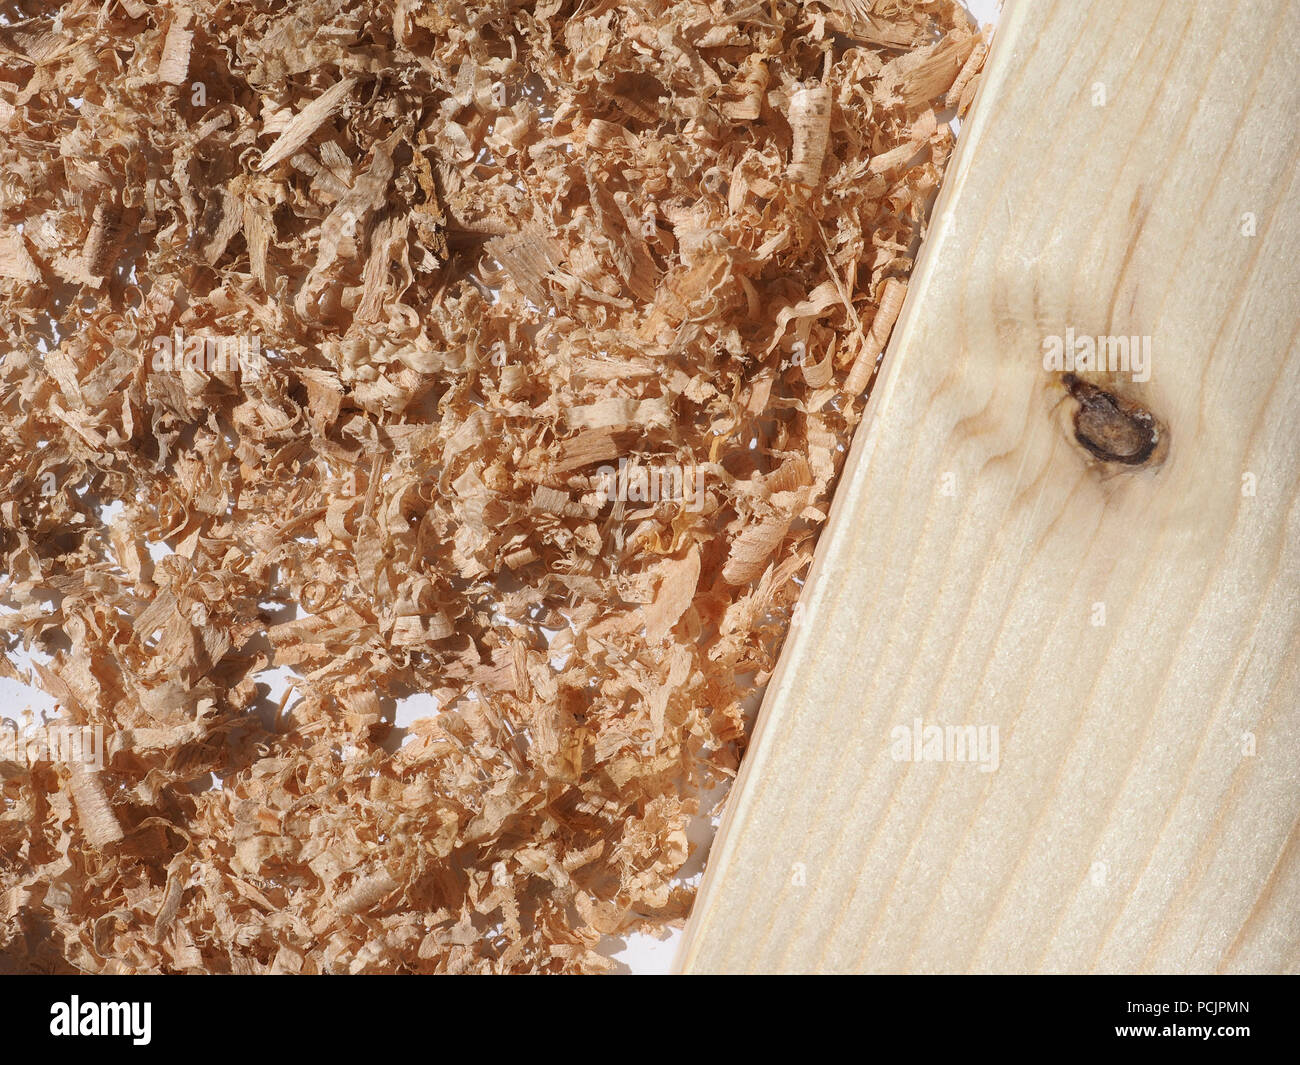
[678,0,1300,974]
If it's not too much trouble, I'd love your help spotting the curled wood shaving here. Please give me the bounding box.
[787,84,833,186]
[0,0,984,973]
[845,278,908,395]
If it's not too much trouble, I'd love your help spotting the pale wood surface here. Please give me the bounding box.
[678,0,1300,973]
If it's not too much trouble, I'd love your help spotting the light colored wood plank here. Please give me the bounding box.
[679,0,1300,974]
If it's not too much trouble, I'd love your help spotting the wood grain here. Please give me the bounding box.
[678,0,1300,973]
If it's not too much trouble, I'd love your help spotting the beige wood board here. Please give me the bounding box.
[679,0,1300,973]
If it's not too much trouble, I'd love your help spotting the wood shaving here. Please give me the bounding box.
[0,0,984,973]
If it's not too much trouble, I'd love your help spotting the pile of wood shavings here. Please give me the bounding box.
[0,0,984,972]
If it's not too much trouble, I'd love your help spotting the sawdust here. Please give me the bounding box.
[0,0,984,973]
